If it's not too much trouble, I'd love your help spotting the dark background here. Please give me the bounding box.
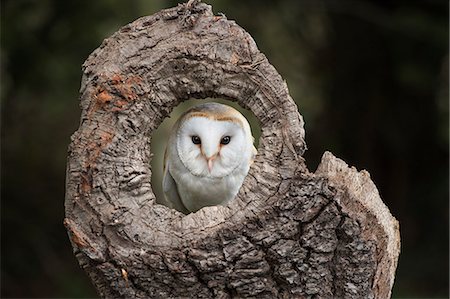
[1,0,448,297]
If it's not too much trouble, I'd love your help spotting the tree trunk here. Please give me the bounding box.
[64,1,400,298]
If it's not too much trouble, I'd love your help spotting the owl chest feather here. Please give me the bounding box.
[172,165,247,212]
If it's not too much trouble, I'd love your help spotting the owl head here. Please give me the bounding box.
[174,102,255,178]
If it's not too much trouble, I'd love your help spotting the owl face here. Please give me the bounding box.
[176,115,250,178]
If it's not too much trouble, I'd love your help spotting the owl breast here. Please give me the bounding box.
[170,161,248,212]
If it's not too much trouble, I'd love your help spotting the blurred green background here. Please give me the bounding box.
[1,0,448,298]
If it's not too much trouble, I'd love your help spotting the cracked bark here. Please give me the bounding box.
[64,1,400,298]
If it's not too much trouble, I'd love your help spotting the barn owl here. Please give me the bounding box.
[163,102,257,214]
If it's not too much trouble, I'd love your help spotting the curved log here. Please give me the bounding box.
[65,1,400,298]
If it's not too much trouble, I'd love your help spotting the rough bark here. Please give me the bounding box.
[64,1,400,298]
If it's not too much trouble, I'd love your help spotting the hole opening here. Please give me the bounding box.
[150,98,261,213]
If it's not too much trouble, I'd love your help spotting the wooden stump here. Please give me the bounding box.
[64,1,400,298]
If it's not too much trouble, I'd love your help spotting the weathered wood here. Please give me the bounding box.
[65,1,400,298]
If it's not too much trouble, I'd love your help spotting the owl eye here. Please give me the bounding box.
[220,136,231,145]
[191,135,201,145]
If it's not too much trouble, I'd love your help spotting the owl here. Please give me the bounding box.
[162,102,257,214]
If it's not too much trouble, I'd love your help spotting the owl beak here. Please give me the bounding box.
[205,154,217,173]
[207,158,214,173]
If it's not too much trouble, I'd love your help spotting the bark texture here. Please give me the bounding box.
[65,1,400,298]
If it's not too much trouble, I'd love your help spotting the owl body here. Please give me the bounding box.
[168,161,247,213]
[163,103,256,214]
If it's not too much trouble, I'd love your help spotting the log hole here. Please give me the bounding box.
[150,97,261,212]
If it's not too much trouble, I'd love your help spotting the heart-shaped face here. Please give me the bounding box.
[175,103,254,179]
[177,116,248,177]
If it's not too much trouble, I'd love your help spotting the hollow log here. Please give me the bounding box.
[64,1,400,298]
